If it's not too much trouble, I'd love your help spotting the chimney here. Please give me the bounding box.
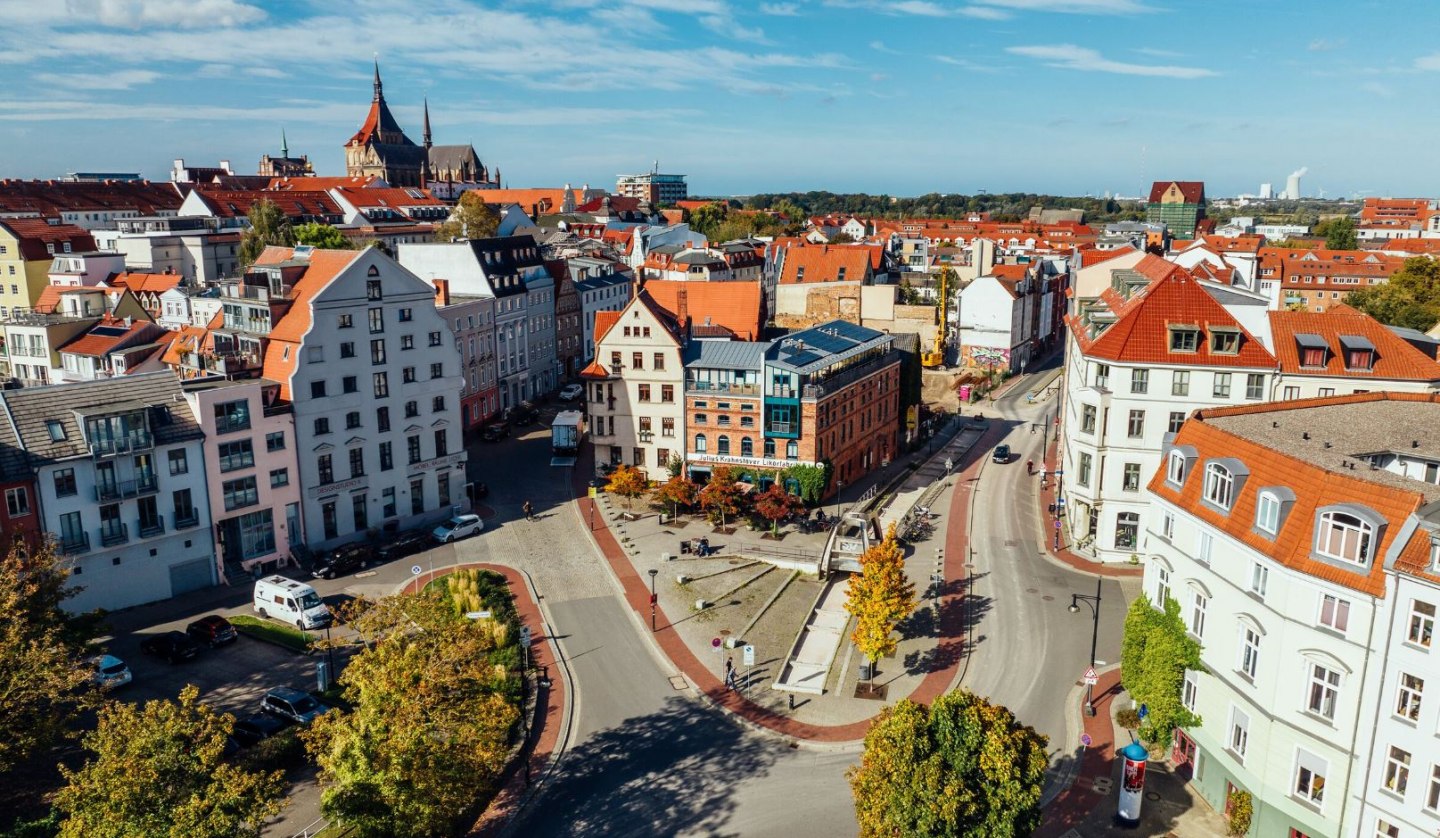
[677,285,688,329]
[432,279,450,307]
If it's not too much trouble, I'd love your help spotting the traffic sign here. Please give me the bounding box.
[1081,733,1093,747]
[1138,703,1149,721]
[411,565,423,576]
[519,626,532,648]
[1083,666,1099,685]
[743,645,755,667]
[711,637,722,649]
[1054,519,1062,529]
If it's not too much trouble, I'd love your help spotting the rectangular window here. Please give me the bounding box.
[1211,330,1240,354]
[1256,492,1280,534]
[1240,627,1260,679]
[307,346,324,364]
[1190,590,1207,638]
[1081,404,1096,434]
[1246,373,1264,399]
[314,417,330,436]
[1131,368,1149,394]
[370,339,386,365]
[213,400,250,433]
[1320,594,1351,632]
[1155,565,1170,606]
[1250,563,1269,597]
[407,435,421,465]
[379,441,393,471]
[1307,663,1340,720]
[430,362,443,379]
[434,430,447,458]
[348,447,365,478]
[1397,673,1424,722]
[270,468,289,488]
[366,278,382,300]
[404,400,419,419]
[1198,531,1213,563]
[661,384,674,403]
[311,380,326,398]
[638,384,651,402]
[1078,452,1092,487]
[428,331,442,347]
[376,407,390,432]
[346,411,362,430]
[373,372,389,398]
[368,307,384,333]
[265,431,285,452]
[1182,669,1198,712]
[217,439,255,472]
[632,352,644,370]
[1172,370,1190,397]
[653,352,666,371]
[1169,328,1198,352]
[340,342,355,359]
[1409,601,1435,647]
[1428,765,1440,812]
[382,487,396,518]
[1127,409,1144,439]
[410,477,425,515]
[317,454,333,485]
[1213,372,1231,399]
[1168,411,1185,434]
[402,367,416,384]
[401,334,414,350]
[53,467,77,497]
[398,307,412,322]
[338,314,353,329]
[222,476,259,511]
[1161,511,1174,540]
[1093,363,1109,389]
[1228,706,1249,759]
[4,487,28,517]
[1295,755,1327,805]
[1123,463,1141,491]
[168,448,188,475]
[1376,820,1399,838]
[662,417,675,437]
[432,396,445,413]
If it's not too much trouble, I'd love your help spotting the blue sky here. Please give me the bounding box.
[1,0,1438,198]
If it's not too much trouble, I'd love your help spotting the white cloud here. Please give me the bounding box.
[1359,81,1395,98]
[700,14,770,43]
[972,0,1150,12]
[1307,38,1343,52]
[1006,44,1215,78]
[935,55,1000,72]
[825,0,951,15]
[34,69,161,90]
[65,0,267,29]
[1415,53,1440,71]
[1134,47,1180,58]
[869,40,897,53]
[960,5,1011,19]
[759,1,800,13]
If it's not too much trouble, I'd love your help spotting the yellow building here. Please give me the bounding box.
[0,219,97,318]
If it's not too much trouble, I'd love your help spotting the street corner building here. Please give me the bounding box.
[1140,393,1440,838]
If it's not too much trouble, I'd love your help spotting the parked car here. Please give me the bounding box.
[91,654,132,690]
[311,542,376,580]
[992,444,1011,464]
[558,383,584,402]
[140,631,201,664]
[230,712,291,746]
[481,422,509,442]
[379,529,433,563]
[506,402,540,425]
[186,615,238,648]
[433,514,484,543]
[259,687,331,725]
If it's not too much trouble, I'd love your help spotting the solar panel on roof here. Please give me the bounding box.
[787,350,821,367]
[89,326,128,336]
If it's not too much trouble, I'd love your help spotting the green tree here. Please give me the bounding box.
[653,474,699,518]
[238,198,296,267]
[686,203,728,239]
[844,524,915,683]
[1119,595,1203,743]
[293,222,352,250]
[305,592,520,838]
[56,685,285,838]
[1315,215,1358,250]
[0,539,101,772]
[783,462,832,504]
[606,464,649,510]
[1347,256,1440,331]
[752,482,806,535]
[434,190,501,241]
[698,465,746,528]
[848,689,1048,837]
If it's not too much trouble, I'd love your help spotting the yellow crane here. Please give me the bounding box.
[921,267,948,368]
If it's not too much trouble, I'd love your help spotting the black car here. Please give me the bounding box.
[312,542,376,579]
[992,444,1011,464]
[231,712,290,747]
[140,630,200,664]
[480,422,509,442]
[379,529,431,562]
[186,615,238,648]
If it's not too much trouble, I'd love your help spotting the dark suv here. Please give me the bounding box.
[311,542,376,579]
[260,687,330,725]
[186,615,238,648]
[140,631,201,664]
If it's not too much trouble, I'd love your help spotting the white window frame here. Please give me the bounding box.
[1166,450,1186,484]
[1256,491,1280,534]
[4,486,29,517]
[1306,662,1341,720]
[1250,563,1269,597]
[1198,530,1213,564]
[1319,593,1351,633]
[1397,672,1423,722]
[1240,627,1260,679]
[1427,764,1440,812]
[1182,669,1198,712]
[1384,746,1411,797]
[1316,511,1374,566]
[1409,600,1435,648]
[1227,706,1249,761]
[1161,511,1174,541]
[1203,462,1234,508]
[1190,589,1208,638]
[1154,565,1171,607]
[1294,754,1327,807]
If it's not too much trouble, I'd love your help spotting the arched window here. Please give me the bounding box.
[1166,450,1187,484]
[717,435,730,455]
[741,437,753,457]
[764,438,775,458]
[695,434,707,453]
[1318,511,1374,565]
[1203,463,1234,508]
[786,440,798,459]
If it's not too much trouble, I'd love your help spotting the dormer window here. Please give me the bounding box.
[1168,325,1200,352]
[1295,333,1328,367]
[1339,335,1376,371]
[1256,491,1281,534]
[1204,463,1235,508]
[1166,450,1187,484]
[1316,510,1374,566]
[1209,327,1240,355]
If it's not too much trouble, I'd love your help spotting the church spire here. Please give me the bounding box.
[422,97,432,149]
[372,58,383,102]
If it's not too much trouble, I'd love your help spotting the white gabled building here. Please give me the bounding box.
[256,246,467,549]
[1143,394,1440,838]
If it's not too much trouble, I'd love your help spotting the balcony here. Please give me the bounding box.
[137,515,165,538]
[214,414,251,435]
[174,507,200,529]
[57,532,90,556]
[94,474,158,502]
[685,381,761,396]
[800,349,903,400]
[99,523,129,547]
[202,351,262,375]
[89,431,154,458]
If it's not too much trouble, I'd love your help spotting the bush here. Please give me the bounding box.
[1115,707,1141,730]
[240,729,307,773]
[228,615,314,653]
[2,809,60,838]
[1225,788,1253,836]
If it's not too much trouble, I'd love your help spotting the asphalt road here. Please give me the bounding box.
[955,362,1129,796]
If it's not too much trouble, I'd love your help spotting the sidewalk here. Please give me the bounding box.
[398,564,567,838]
[1037,437,1142,580]
[575,419,1006,743]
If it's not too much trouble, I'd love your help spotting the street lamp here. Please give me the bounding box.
[1068,575,1103,717]
[647,568,659,633]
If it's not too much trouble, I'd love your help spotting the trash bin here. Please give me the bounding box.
[859,661,873,681]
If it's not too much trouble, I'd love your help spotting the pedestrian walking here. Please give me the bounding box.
[724,658,736,691]
[523,500,534,521]
[1026,459,1034,475]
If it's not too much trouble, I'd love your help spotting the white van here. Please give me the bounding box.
[253,575,333,630]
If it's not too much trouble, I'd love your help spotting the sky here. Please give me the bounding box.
[2,0,1439,199]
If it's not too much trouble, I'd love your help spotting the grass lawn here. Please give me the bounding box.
[229,615,314,654]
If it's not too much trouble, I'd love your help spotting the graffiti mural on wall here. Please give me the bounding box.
[962,345,1012,372]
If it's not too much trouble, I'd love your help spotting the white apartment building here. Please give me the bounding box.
[0,373,216,612]
[255,246,467,549]
[573,263,632,363]
[581,290,687,481]
[1144,394,1440,838]
[1061,255,1440,563]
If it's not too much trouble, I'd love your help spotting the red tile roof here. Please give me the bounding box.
[1148,181,1205,203]
[331,186,444,208]
[0,219,98,261]
[258,247,367,400]
[267,176,380,191]
[0,180,182,220]
[58,316,154,357]
[112,271,182,295]
[1194,235,1262,253]
[990,264,1028,280]
[1268,304,1440,381]
[642,279,764,341]
[190,188,342,220]
[779,245,873,285]
[592,310,621,345]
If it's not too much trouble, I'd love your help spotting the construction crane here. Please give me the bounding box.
[922,267,948,368]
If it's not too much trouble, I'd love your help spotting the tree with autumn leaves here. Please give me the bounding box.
[753,481,806,535]
[606,464,649,510]
[653,473,699,518]
[434,190,501,242]
[844,523,915,684]
[849,689,1048,837]
[698,466,747,528]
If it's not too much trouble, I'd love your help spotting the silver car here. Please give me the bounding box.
[433,514,484,543]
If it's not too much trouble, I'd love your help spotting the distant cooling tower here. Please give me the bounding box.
[1259,183,1273,199]
[1284,167,1308,200]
